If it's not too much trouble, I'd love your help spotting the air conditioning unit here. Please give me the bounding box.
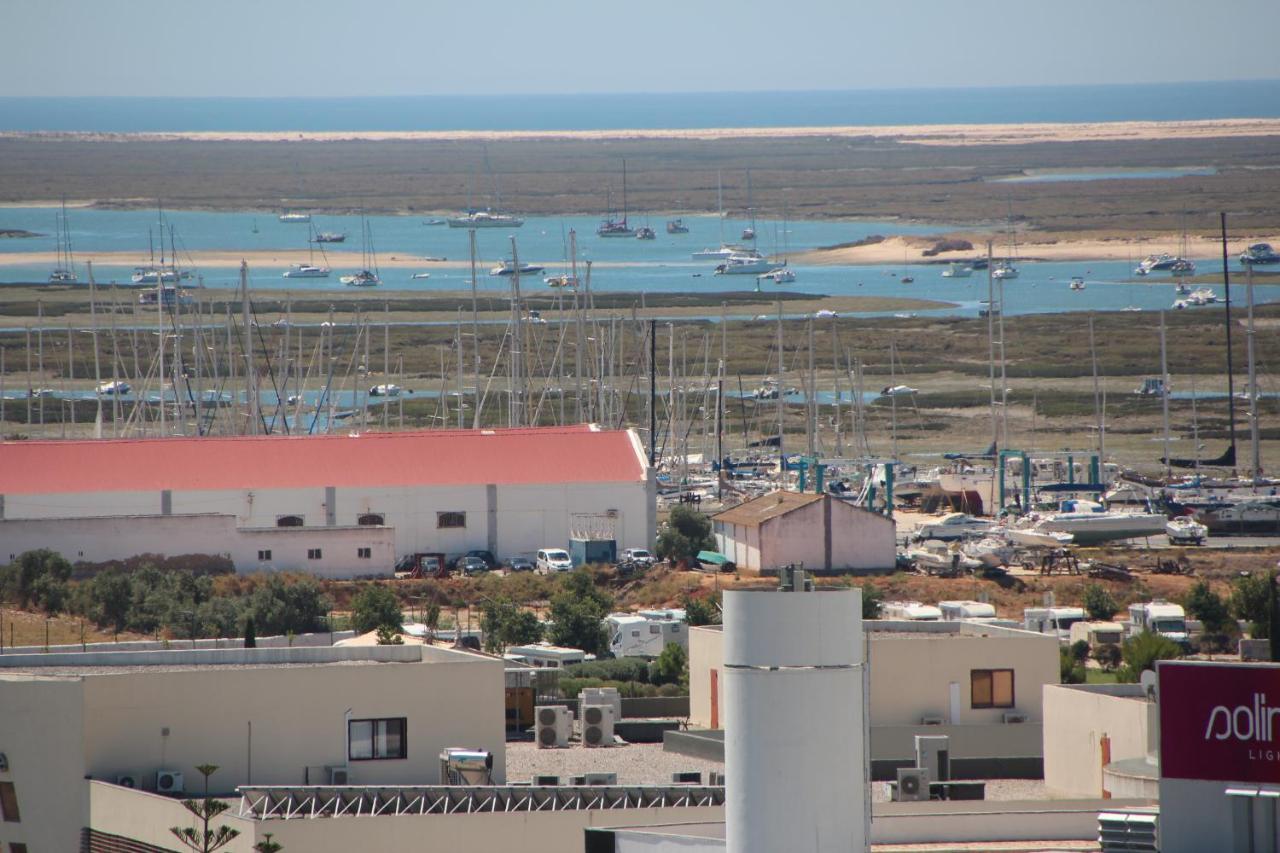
[115,774,139,789]
[326,765,350,785]
[581,704,616,748]
[1002,711,1028,724]
[894,768,931,802]
[672,771,703,784]
[583,772,617,785]
[156,770,184,794]
[531,774,561,786]
[536,705,573,749]
[920,714,945,726]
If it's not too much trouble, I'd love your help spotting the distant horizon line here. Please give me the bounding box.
[4,78,1279,101]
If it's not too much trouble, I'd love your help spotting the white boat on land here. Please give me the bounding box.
[369,384,401,397]
[941,263,972,278]
[447,211,524,229]
[962,536,1015,568]
[279,212,311,223]
[1023,499,1166,545]
[1005,526,1074,548]
[915,512,992,541]
[1166,516,1207,545]
[284,263,330,279]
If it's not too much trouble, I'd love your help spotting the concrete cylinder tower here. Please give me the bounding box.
[723,573,867,853]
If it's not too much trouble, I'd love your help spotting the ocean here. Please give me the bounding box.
[2,80,1278,133]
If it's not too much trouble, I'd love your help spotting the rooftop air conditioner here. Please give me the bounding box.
[581,704,616,748]
[531,774,561,786]
[583,772,617,785]
[672,771,703,784]
[1002,711,1028,724]
[920,714,945,726]
[894,767,931,802]
[536,705,572,749]
[156,770,184,795]
[115,774,139,789]
[326,765,350,785]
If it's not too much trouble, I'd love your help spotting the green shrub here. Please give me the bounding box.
[1117,631,1184,683]
[1082,584,1119,621]
[350,585,402,634]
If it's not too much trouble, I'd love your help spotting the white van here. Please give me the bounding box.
[1068,621,1125,647]
[1127,601,1188,644]
[1022,606,1086,642]
[535,548,573,574]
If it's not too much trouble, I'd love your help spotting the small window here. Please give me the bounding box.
[358,513,385,526]
[277,515,304,527]
[348,717,407,761]
[971,669,1015,709]
[307,548,322,560]
[258,550,272,561]
[437,511,466,529]
[357,547,372,559]
[0,781,20,822]
[649,624,660,634]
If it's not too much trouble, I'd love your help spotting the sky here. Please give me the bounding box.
[4,0,1279,97]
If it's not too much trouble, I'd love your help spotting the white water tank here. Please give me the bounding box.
[723,582,867,853]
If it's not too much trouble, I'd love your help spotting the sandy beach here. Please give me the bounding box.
[6,117,1280,147]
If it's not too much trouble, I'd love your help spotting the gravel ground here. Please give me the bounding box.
[506,742,722,785]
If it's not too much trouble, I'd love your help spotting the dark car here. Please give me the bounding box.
[455,555,490,574]
[507,556,535,572]
[465,550,498,570]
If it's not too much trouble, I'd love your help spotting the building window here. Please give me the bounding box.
[358,513,385,526]
[258,550,272,561]
[348,717,407,761]
[357,547,372,559]
[437,511,466,529]
[307,548,322,560]
[971,669,1015,709]
[277,515,304,527]
[12,844,29,853]
[0,781,20,822]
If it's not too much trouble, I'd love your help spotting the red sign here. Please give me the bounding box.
[1159,661,1280,783]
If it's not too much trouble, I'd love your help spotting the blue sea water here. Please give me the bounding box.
[2,81,1278,132]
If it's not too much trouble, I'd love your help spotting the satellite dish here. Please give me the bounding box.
[1140,669,1158,702]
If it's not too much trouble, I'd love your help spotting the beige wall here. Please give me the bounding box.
[689,625,1058,730]
[1042,685,1153,798]
[714,500,896,574]
[90,780,257,852]
[0,676,87,853]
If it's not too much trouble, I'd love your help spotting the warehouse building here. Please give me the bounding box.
[0,425,654,577]
[710,491,895,574]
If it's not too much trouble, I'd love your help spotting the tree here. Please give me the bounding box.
[683,594,720,627]
[351,585,403,634]
[375,625,404,645]
[1117,631,1183,683]
[425,602,442,638]
[170,764,240,853]
[1082,583,1119,621]
[1060,647,1086,684]
[655,505,715,565]
[1,549,73,610]
[651,642,688,687]
[1184,581,1231,633]
[1069,639,1090,662]
[87,570,133,632]
[1231,572,1272,638]
[861,584,883,620]
[253,834,283,853]
[548,569,614,656]
[243,614,257,648]
[479,598,543,653]
[1092,643,1122,672]
[246,575,330,636]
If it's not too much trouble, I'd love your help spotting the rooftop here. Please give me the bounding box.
[0,425,648,495]
[712,490,824,527]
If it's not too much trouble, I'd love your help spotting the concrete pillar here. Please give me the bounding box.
[724,583,867,853]
[486,484,498,555]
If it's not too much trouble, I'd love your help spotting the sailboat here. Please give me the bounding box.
[448,151,524,228]
[597,161,636,237]
[283,224,331,278]
[279,211,311,223]
[992,204,1020,280]
[340,215,381,286]
[48,199,77,283]
[693,171,743,260]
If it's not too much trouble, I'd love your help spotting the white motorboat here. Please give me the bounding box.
[278,212,311,223]
[915,512,992,541]
[283,263,330,279]
[666,219,689,234]
[962,536,1015,568]
[992,262,1019,280]
[759,268,796,283]
[1024,499,1166,545]
[693,246,740,261]
[1240,242,1280,266]
[446,211,524,229]
[1005,526,1074,549]
[490,259,545,276]
[636,226,656,240]
[369,384,401,397]
[411,272,431,279]
[905,542,984,573]
[544,274,579,288]
[132,266,182,284]
[1069,276,1086,291]
[715,253,774,275]
[97,380,131,395]
[941,263,972,278]
[1166,516,1207,545]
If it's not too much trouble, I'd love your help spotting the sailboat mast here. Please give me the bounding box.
[621,160,628,227]
[241,261,258,435]
[717,171,724,246]
[1089,314,1105,460]
[986,240,998,454]
[1246,262,1261,482]
[776,298,785,485]
[1219,212,1238,476]
[1159,311,1171,479]
[469,229,481,428]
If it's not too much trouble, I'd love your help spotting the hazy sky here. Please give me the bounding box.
[5,0,1279,97]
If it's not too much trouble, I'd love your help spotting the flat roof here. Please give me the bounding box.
[0,425,647,495]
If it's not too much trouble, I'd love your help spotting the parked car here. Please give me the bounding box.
[621,548,655,568]
[507,556,535,572]
[464,550,498,570]
[535,548,573,574]
[455,555,490,575]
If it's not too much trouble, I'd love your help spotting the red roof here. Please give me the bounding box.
[0,426,648,495]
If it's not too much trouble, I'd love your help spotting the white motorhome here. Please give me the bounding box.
[882,601,944,621]
[505,642,587,669]
[1127,601,1188,644]
[938,600,998,622]
[1022,606,1086,642]
[605,613,687,658]
[1068,620,1125,648]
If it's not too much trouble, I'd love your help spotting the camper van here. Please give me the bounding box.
[1068,621,1125,648]
[605,613,686,658]
[1022,606,1086,642]
[1127,601,1188,644]
[938,600,998,622]
[504,643,587,669]
[882,601,944,621]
